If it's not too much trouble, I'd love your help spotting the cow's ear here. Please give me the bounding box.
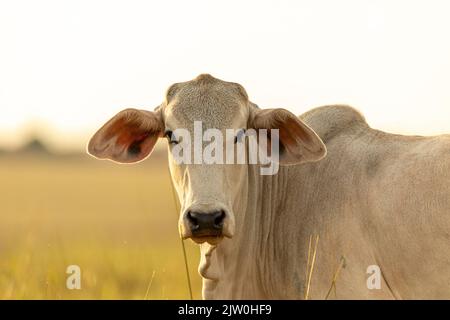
[249,108,326,165]
[87,108,164,163]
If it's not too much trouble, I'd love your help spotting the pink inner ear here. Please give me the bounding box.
[281,117,316,150]
[131,132,152,148]
[123,128,160,159]
[135,132,150,141]
[89,108,163,163]
[267,116,318,162]
[250,108,324,164]
[109,118,148,148]
[108,118,159,160]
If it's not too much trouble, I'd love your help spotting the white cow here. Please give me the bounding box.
[88,74,450,299]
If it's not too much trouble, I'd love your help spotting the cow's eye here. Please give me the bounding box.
[164,130,179,145]
[234,129,246,144]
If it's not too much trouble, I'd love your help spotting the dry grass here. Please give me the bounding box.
[0,153,202,299]
[304,234,319,300]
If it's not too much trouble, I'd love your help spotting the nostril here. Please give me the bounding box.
[187,210,226,234]
[213,211,226,229]
[186,211,199,230]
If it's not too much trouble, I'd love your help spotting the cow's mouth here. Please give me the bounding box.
[190,235,224,245]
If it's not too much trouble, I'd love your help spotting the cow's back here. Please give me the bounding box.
[297,105,450,299]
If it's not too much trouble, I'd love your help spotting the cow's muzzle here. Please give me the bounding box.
[182,209,232,245]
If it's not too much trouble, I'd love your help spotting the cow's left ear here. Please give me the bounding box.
[87,108,164,163]
[249,108,326,165]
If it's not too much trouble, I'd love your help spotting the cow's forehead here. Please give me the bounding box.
[163,74,249,129]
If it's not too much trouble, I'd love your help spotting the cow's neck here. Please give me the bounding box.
[200,165,305,299]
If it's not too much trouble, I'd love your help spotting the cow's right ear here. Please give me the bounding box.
[249,107,326,165]
[87,108,164,163]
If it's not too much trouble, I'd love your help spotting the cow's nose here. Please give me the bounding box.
[186,210,225,236]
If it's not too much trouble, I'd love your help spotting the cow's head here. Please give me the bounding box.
[88,74,326,246]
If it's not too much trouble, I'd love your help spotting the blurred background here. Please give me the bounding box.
[0,0,449,299]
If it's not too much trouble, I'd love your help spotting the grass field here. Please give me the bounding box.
[0,151,202,299]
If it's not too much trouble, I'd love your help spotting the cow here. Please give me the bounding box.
[88,74,450,299]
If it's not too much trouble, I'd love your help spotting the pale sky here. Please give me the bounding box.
[1,0,449,151]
